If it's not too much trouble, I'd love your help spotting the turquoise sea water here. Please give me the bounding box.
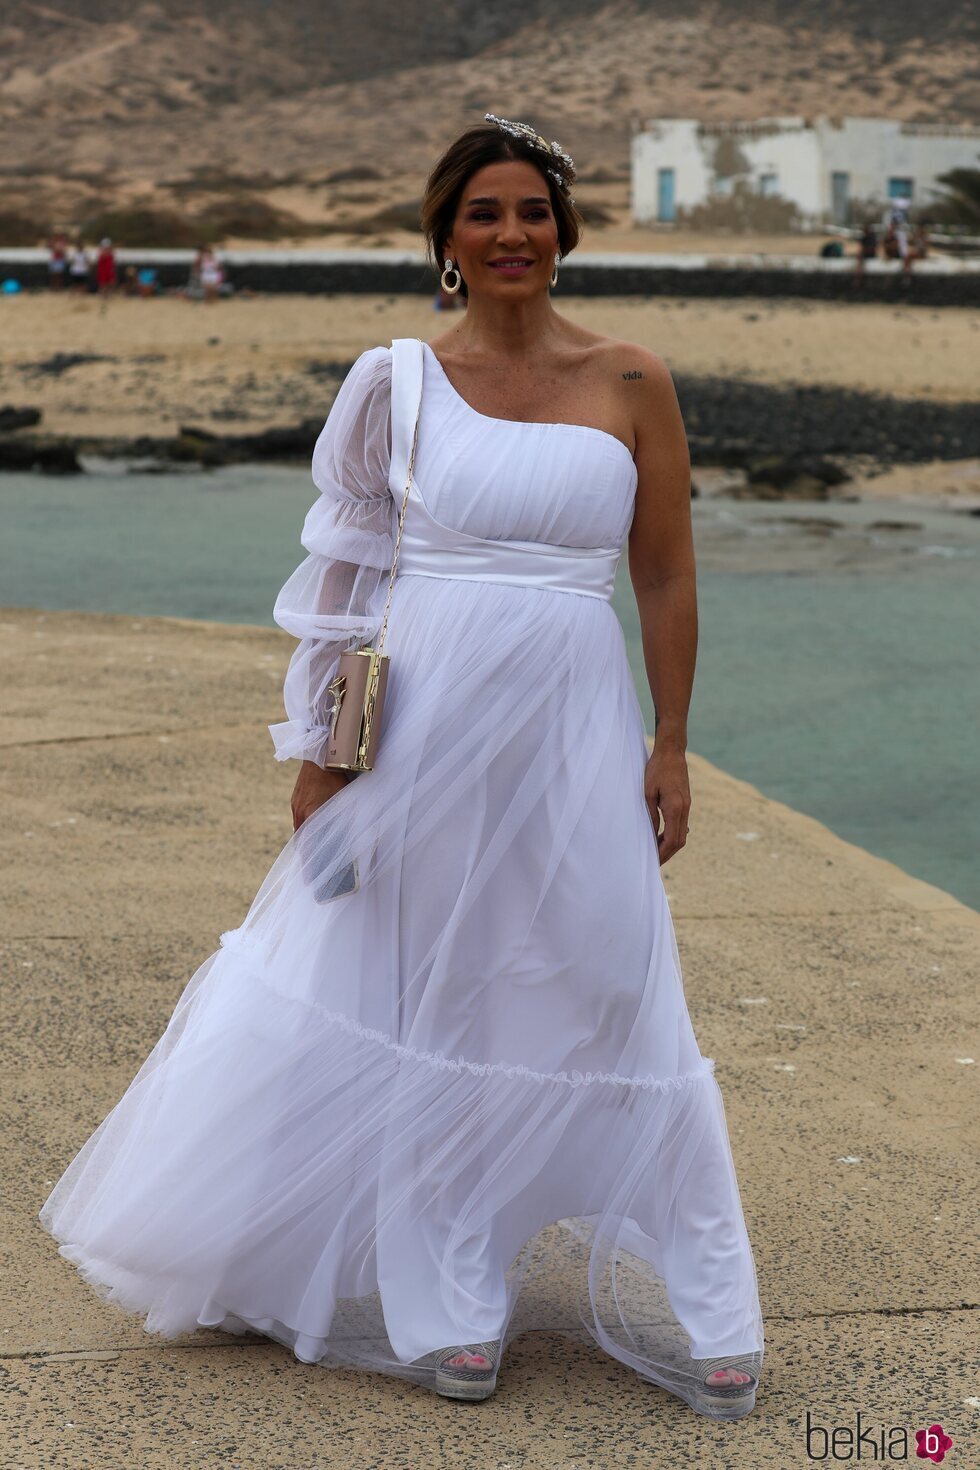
[3,464,978,911]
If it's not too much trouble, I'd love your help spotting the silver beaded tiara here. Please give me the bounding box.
[483,112,576,201]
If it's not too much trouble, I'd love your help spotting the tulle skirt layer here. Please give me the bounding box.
[39,572,765,1415]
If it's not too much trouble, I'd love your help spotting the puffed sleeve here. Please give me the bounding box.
[268,345,394,768]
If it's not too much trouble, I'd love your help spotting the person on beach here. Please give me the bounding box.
[46,230,69,290]
[187,245,205,297]
[38,114,764,1420]
[199,247,224,302]
[67,240,90,292]
[889,221,932,289]
[910,223,930,262]
[94,237,117,311]
[853,221,878,284]
[884,198,914,282]
[902,222,931,279]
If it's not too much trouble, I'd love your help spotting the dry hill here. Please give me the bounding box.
[1,0,976,240]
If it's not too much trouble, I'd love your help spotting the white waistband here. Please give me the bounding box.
[396,486,622,602]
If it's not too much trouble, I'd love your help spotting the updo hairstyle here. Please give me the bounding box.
[420,121,582,300]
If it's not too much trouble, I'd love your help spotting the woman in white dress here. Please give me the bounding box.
[38,116,765,1419]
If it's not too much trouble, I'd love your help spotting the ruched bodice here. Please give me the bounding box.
[404,340,638,551]
[390,341,638,602]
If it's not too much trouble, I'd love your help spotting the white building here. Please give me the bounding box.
[631,116,980,228]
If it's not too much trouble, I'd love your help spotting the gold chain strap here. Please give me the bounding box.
[353,343,421,765]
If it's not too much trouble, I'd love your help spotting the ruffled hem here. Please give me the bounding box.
[218,926,717,1092]
[39,932,763,1416]
[43,1224,763,1410]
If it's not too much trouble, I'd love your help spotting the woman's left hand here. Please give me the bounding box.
[644,745,692,865]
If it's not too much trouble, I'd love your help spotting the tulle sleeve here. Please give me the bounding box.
[268,346,394,768]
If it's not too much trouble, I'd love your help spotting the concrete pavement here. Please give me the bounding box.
[2,606,976,1469]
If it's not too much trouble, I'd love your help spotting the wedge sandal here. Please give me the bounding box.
[691,1350,762,1418]
[418,1340,501,1401]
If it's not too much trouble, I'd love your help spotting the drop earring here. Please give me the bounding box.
[441,257,462,294]
[550,253,560,288]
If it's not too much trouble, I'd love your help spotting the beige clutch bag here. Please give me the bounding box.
[320,340,423,775]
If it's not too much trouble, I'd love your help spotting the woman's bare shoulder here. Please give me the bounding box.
[580,332,673,386]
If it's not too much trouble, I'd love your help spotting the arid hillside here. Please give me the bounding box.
[1,0,977,242]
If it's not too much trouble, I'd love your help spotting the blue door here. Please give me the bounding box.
[657,168,676,222]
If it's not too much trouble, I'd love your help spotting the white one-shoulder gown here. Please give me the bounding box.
[39,337,765,1416]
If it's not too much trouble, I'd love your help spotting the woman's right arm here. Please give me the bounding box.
[267,346,395,828]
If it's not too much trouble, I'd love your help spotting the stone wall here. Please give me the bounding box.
[4,253,979,305]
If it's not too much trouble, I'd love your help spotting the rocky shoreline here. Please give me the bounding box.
[0,417,327,475]
[3,373,978,499]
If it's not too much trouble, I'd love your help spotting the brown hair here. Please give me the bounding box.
[420,122,583,299]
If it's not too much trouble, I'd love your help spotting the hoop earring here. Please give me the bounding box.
[441,257,462,294]
[550,253,560,288]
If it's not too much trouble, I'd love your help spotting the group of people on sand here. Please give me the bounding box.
[46,232,110,294]
[46,234,124,312]
[819,199,932,284]
[45,233,227,304]
[854,200,930,283]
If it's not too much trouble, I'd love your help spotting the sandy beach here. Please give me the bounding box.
[2,291,976,435]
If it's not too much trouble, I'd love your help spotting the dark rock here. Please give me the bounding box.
[122,435,175,458]
[149,418,322,466]
[40,443,84,473]
[233,421,321,459]
[23,352,116,377]
[0,437,82,473]
[728,477,825,501]
[734,453,851,499]
[786,517,841,533]
[680,377,980,469]
[0,406,42,431]
[172,433,231,467]
[305,358,353,381]
[757,514,847,530]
